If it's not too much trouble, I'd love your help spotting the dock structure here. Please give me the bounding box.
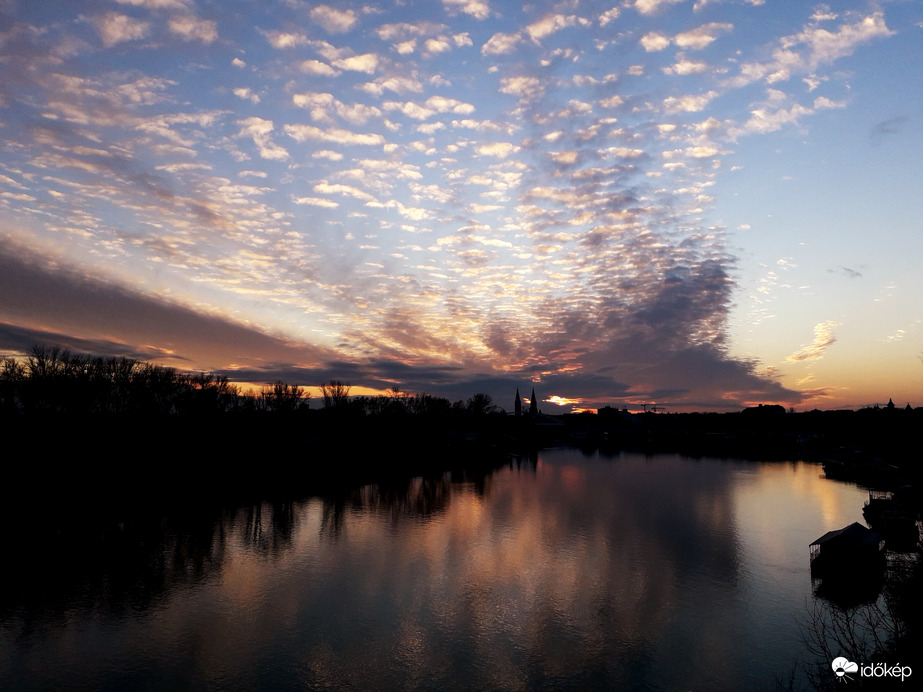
[809,522,885,573]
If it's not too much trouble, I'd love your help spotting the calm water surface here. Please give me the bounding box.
[1,451,871,690]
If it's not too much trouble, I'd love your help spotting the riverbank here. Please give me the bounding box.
[4,404,921,506]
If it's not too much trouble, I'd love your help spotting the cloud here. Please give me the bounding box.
[284,124,385,146]
[424,95,475,114]
[114,0,190,8]
[294,196,339,209]
[293,92,382,125]
[382,96,474,121]
[424,37,453,54]
[841,267,862,279]
[525,14,577,43]
[786,321,838,362]
[882,328,906,344]
[742,103,812,133]
[674,22,733,50]
[499,76,543,101]
[375,21,448,46]
[811,7,838,22]
[383,100,436,120]
[599,8,620,27]
[358,76,424,96]
[299,59,341,77]
[662,57,709,75]
[313,182,378,203]
[95,13,150,47]
[332,53,379,74]
[168,15,218,43]
[800,13,893,63]
[870,116,907,144]
[312,149,344,161]
[734,12,892,86]
[477,142,518,158]
[233,87,260,104]
[482,32,522,55]
[633,0,685,15]
[0,0,898,412]
[443,0,490,21]
[0,321,184,365]
[0,244,336,373]
[310,5,359,34]
[369,28,452,58]
[640,32,671,52]
[236,117,289,160]
[663,91,718,113]
[261,30,308,49]
[643,23,732,52]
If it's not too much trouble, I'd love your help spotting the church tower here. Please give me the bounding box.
[529,388,538,416]
[514,387,522,416]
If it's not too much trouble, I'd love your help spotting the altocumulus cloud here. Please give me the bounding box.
[0,0,902,410]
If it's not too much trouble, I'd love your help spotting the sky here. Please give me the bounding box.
[1,0,921,413]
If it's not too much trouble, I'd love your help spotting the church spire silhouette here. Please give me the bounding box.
[529,388,537,416]
[514,387,522,416]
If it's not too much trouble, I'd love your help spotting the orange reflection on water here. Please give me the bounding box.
[13,452,869,690]
[732,461,866,576]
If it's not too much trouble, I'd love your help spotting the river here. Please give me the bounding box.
[0,450,875,690]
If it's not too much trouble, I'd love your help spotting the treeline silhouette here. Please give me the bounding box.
[0,346,504,419]
[3,345,920,501]
[1,346,241,416]
[0,346,514,503]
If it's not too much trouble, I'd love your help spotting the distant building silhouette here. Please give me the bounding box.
[741,403,785,416]
[529,388,538,416]
[514,387,522,417]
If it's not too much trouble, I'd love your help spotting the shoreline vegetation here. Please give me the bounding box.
[3,346,921,502]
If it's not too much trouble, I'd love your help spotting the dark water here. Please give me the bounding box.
[1,451,872,690]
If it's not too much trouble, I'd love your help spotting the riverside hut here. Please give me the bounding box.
[809,522,885,573]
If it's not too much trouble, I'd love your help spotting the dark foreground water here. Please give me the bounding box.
[1,451,875,690]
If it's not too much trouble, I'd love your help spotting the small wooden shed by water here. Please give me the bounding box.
[809,522,885,572]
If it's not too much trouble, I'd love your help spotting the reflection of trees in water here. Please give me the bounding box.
[320,497,350,540]
[1,501,229,635]
[318,476,454,540]
[1,495,311,637]
[367,476,454,525]
[239,500,299,556]
[316,462,513,540]
[1,457,513,639]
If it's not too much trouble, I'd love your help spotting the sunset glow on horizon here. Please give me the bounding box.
[1,0,921,412]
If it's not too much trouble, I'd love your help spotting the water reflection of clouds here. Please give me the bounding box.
[261,451,752,688]
[1,454,871,690]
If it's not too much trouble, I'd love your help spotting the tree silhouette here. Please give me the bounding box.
[320,380,351,409]
[466,392,496,416]
[258,381,307,414]
[0,356,25,413]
